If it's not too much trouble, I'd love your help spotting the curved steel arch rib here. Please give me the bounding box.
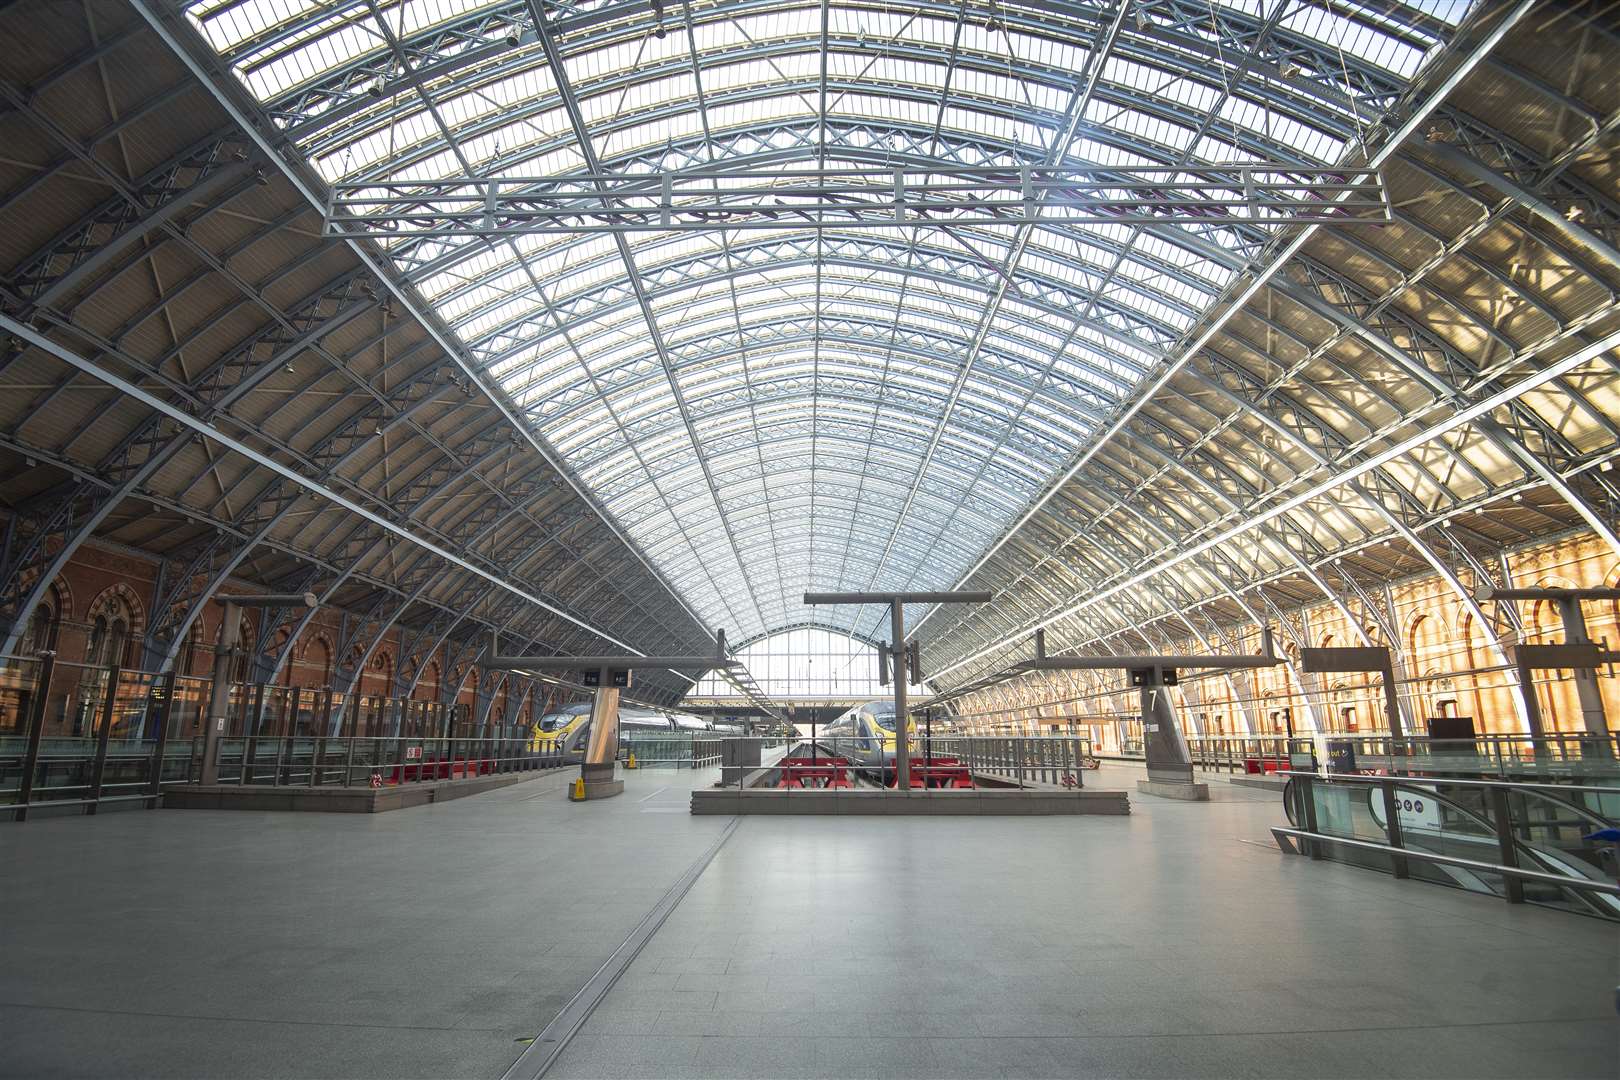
[166,0,1470,644]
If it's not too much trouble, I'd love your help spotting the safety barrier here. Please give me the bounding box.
[724,736,1094,791]
[212,734,564,788]
[620,733,747,769]
[931,736,1094,788]
[1274,771,1620,921]
[1110,732,1620,781]
[0,652,552,820]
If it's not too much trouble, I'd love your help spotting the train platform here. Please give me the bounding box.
[544,764,1615,1079]
[0,766,728,1079]
[3,764,1615,1079]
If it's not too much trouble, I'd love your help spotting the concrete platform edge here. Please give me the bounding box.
[162,768,565,813]
[1136,778,1211,801]
[691,788,1129,815]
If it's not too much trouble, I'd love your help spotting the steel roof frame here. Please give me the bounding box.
[5,0,1614,716]
[192,0,1458,642]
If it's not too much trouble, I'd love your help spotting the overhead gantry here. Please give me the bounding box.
[1016,627,1284,800]
[803,592,993,791]
[480,632,744,799]
[1476,587,1620,744]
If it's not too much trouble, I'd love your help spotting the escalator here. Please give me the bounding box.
[1283,775,1620,919]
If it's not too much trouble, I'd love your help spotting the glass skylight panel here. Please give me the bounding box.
[180,0,1460,642]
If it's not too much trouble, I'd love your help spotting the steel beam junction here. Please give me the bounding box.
[326,166,1389,238]
[1017,626,1281,673]
[1014,627,1282,786]
[477,628,741,675]
[803,590,993,791]
[1476,587,1619,738]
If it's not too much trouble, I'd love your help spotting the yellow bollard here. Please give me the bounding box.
[571,777,586,801]
[626,751,637,770]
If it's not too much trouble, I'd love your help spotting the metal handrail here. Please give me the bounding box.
[1274,770,1620,918]
[1280,770,1620,796]
[1269,827,1620,897]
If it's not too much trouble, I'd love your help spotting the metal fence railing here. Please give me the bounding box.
[1,652,558,820]
[210,735,565,788]
[1106,732,1620,781]
[931,737,1094,788]
[715,735,1095,791]
[1274,771,1620,921]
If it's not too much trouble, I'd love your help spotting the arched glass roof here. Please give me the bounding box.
[183,0,1470,641]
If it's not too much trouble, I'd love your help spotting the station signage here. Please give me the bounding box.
[1368,784,1442,832]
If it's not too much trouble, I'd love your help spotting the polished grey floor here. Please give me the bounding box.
[0,768,732,1079]
[3,765,1615,1079]
[551,765,1618,1080]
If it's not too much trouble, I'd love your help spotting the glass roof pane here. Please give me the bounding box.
[185,0,1464,642]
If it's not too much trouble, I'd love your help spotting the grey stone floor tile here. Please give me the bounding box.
[673,971,769,993]
[648,1010,764,1036]
[812,1035,946,1078]
[8,762,1616,1080]
[577,1008,664,1034]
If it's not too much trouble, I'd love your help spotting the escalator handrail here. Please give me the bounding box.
[1281,769,1620,799]
[1269,825,1620,899]
[1284,771,1620,916]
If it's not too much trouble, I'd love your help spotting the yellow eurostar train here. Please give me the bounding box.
[819,698,917,779]
[530,703,740,757]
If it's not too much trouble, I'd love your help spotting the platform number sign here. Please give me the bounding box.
[582,668,630,688]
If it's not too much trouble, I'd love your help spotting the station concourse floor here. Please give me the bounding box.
[1,764,1614,1080]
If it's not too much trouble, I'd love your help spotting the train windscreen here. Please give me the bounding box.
[869,703,897,730]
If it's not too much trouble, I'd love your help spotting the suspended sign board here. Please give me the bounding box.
[582,669,632,688]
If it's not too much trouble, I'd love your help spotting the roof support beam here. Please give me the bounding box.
[927,324,1620,684]
[125,0,717,648]
[0,313,652,657]
[909,0,1538,641]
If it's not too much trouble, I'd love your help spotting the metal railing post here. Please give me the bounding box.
[1299,775,1322,860]
[14,651,56,821]
[239,682,265,786]
[1490,785,1525,904]
[1380,778,1408,879]
[86,666,121,815]
[147,669,177,804]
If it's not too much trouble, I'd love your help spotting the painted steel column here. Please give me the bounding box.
[1513,650,1546,738]
[579,669,624,799]
[891,601,909,792]
[1141,672,1194,785]
[201,602,240,786]
[1557,598,1610,737]
[14,650,56,821]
